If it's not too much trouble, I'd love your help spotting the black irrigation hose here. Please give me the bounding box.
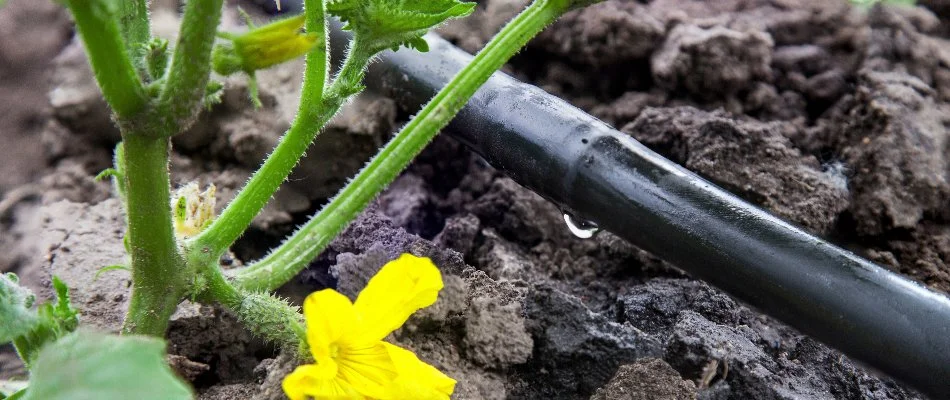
[329,26,950,398]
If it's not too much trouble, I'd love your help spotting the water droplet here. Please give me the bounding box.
[563,213,600,239]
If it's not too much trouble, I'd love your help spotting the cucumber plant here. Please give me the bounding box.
[0,0,601,397]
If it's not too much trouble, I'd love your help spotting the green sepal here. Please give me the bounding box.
[327,0,475,54]
[211,42,243,76]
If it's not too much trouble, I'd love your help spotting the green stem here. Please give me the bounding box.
[233,0,574,291]
[189,32,371,265]
[120,135,187,336]
[156,0,224,136]
[198,266,305,352]
[118,0,150,62]
[65,0,147,120]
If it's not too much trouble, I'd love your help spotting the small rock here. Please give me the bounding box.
[167,354,210,383]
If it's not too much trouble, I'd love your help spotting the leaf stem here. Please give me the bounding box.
[118,0,151,62]
[233,0,575,291]
[198,266,305,352]
[156,0,224,136]
[120,135,187,336]
[188,22,371,266]
[64,0,147,120]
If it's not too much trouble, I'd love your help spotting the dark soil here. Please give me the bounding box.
[2,0,949,399]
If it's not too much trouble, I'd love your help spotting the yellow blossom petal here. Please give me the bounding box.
[383,343,456,399]
[301,289,398,399]
[304,290,360,362]
[354,254,444,341]
[282,364,364,400]
[337,342,399,399]
[233,14,320,71]
[286,255,452,400]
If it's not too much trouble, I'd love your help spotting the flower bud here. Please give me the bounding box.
[172,182,216,238]
[212,14,321,76]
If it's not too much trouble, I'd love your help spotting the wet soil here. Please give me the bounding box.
[2,0,949,399]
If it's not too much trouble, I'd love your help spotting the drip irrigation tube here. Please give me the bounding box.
[330,26,950,397]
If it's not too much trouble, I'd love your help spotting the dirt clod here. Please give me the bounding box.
[589,358,697,400]
[462,297,533,369]
[624,107,850,235]
[652,24,774,98]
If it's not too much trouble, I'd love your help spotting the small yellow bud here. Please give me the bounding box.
[212,14,321,76]
[172,182,216,238]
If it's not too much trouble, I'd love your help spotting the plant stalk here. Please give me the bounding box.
[156,0,225,136]
[189,31,371,266]
[233,0,574,291]
[118,0,151,61]
[65,0,147,120]
[120,135,186,336]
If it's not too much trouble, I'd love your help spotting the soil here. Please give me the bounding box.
[1,0,949,399]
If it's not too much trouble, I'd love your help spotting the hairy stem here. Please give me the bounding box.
[118,0,150,61]
[233,0,574,291]
[156,0,224,136]
[189,29,371,266]
[120,135,187,336]
[65,0,146,119]
[199,266,305,352]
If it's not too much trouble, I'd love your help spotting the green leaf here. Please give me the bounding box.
[22,331,194,400]
[0,273,39,343]
[327,0,475,53]
[41,277,79,333]
[6,276,80,367]
[6,391,26,400]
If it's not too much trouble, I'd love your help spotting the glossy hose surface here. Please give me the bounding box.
[333,27,950,397]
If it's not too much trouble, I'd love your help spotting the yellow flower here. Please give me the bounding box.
[212,14,321,76]
[282,254,456,400]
